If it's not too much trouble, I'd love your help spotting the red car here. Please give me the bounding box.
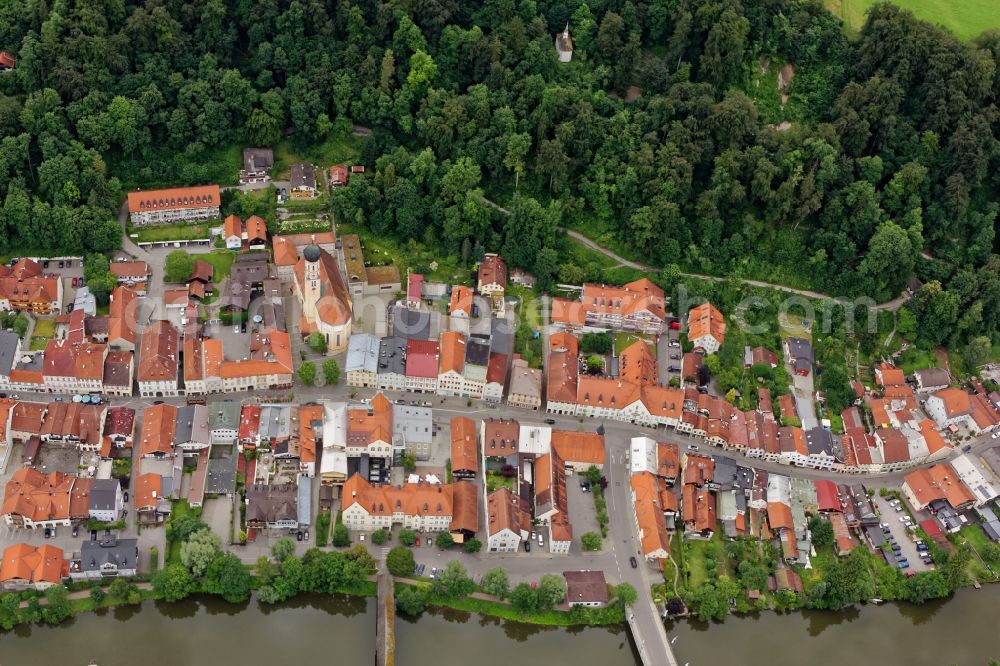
[415,537,421,547]
[71,277,78,287]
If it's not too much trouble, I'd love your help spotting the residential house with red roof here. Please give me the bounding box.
[138,403,177,458]
[219,331,293,393]
[487,487,531,552]
[0,543,67,590]
[450,416,478,479]
[346,393,393,462]
[298,404,324,478]
[328,164,349,187]
[0,259,63,314]
[42,339,107,394]
[108,286,138,352]
[902,464,976,512]
[483,352,508,403]
[405,338,439,393]
[437,331,466,396]
[477,253,507,315]
[100,406,135,458]
[137,320,180,397]
[102,350,134,397]
[341,473,478,537]
[127,185,220,226]
[2,469,86,529]
[551,278,665,333]
[224,215,268,250]
[631,471,672,561]
[926,387,1000,434]
[0,51,15,71]
[688,302,725,354]
[109,261,149,287]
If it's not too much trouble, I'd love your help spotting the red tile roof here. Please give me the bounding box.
[127,185,220,213]
[139,403,177,457]
[406,339,439,378]
[137,320,178,383]
[450,417,478,473]
[688,302,725,346]
[478,255,507,288]
[438,331,465,375]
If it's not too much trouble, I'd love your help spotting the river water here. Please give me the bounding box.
[2,588,999,666]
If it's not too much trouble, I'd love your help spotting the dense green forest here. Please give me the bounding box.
[1,0,999,351]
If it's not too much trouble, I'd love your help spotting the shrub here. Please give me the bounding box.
[435,531,454,549]
[399,529,417,546]
[372,529,389,545]
[463,538,482,553]
[581,532,602,551]
[316,512,331,546]
[386,547,415,577]
[332,523,350,548]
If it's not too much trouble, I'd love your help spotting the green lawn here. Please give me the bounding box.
[778,312,811,341]
[336,223,468,285]
[197,251,236,281]
[682,531,726,589]
[824,0,1000,40]
[166,501,201,565]
[29,317,56,350]
[33,318,55,338]
[897,347,938,375]
[273,132,365,178]
[615,332,653,356]
[134,223,213,243]
[486,471,515,492]
[281,193,331,213]
[277,217,333,234]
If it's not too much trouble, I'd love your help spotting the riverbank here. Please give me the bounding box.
[0,573,623,633]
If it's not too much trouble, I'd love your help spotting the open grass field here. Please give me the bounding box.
[824,0,1000,40]
[197,250,236,281]
[273,132,365,178]
[134,222,212,243]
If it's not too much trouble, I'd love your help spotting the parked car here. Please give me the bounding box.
[296,531,303,541]
[71,524,79,538]
[668,340,680,347]
[42,260,49,268]
[630,556,638,569]
[430,568,438,579]
[415,537,421,547]
[524,541,531,552]
[668,365,680,372]
[43,528,52,540]
[58,260,64,268]
[669,354,680,360]
[917,544,929,552]
[544,418,556,425]
[538,534,544,547]
[123,492,128,502]
[304,530,309,541]
[898,561,910,570]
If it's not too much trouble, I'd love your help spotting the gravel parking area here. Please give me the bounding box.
[873,493,932,572]
[36,445,83,475]
[201,496,235,545]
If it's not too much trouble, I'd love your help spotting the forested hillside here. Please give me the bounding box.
[0,0,999,350]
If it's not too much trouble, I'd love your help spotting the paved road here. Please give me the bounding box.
[562,229,909,312]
